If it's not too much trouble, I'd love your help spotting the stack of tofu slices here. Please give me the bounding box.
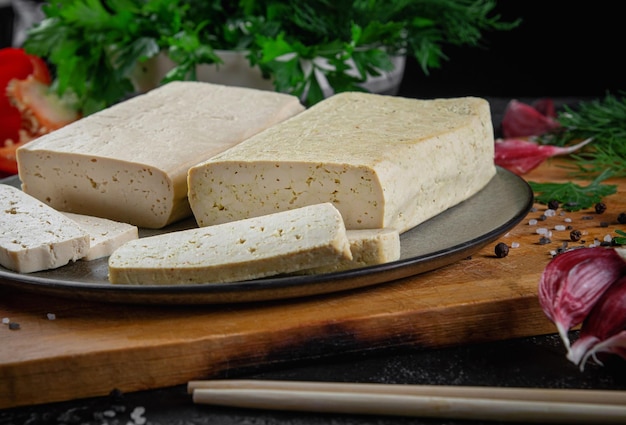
[0,81,496,284]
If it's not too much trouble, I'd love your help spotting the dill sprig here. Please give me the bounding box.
[540,93,626,178]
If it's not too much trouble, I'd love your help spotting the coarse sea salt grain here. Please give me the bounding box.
[554,225,567,231]
[2,318,9,325]
[545,209,556,217]
[536,228,550,235]
[589,239,601,247]
[528,219,538,226]
[130,406,146,425]
[511,242,520,248]
[564,217,572,223]
[103,410,116,418]
[47,313,56,320]
[131,406,145,417]
[604,234,613,242]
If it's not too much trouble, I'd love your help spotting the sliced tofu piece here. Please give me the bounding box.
[188,92,496,233]
[62,212,139,261]
[0,184,90,273]
[17,81,305,229]
[108,203,352,285]
[297,228,400,274]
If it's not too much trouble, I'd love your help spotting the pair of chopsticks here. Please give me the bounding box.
[188,379,626,423]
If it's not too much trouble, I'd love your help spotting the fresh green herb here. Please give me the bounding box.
[613,230,626,245]
[24,0,519,113]
[528,169,617,211]
[540,93,626,179]
[24,0,211,114]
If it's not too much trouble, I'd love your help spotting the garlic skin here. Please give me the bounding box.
[495,98,592,175]
[494,137,592,175]
[568,275,626,370]
[501,99,560,138]
[538,247,626,355]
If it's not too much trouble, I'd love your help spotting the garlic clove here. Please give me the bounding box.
[569,275,626,369]
[494,137,593,175]
[501,98,561,138]
[580,331,626,370]
[530,98,557,119]
[538,247,626,353]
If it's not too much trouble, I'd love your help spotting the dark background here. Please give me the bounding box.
[400,1,625,98]
[1,1,624,98]
[0,1,11,49]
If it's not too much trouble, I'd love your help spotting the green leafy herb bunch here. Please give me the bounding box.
[24,0,519,114]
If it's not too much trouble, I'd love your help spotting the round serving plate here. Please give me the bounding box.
[0,167,533,305]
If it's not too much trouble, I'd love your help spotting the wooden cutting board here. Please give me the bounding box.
[1,160,624,408]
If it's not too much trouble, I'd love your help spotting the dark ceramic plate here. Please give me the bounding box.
[0,167,533,305]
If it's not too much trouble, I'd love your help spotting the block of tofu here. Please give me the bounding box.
[188,92,496,233]
[297,228,401,274]
[108,203,352,285]
[62,212,139,261]
[0,184,90,273]
[16,81,305,229]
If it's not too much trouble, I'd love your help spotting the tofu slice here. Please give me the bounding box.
[17,81,305,229]
[108,203,352,285]
[62,212,139,261]
[297,228,401,274]
[0,184,90,273]
[188,92,496,233]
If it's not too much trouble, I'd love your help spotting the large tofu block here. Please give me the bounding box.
[16,82,304,229]
[0,184,90,273]
[108,203,352,285]
[188,92,496,233]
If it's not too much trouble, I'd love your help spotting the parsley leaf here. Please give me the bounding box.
[23,0,519,112]
[528,170,617,211]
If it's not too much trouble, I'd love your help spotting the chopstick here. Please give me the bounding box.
[188,379,626,424]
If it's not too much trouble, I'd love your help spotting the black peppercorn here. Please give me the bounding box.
[548,199,559,210]
[595,202,607,214]
[570,229,582,242]
[494,242,509,258]
[618,212,626,224]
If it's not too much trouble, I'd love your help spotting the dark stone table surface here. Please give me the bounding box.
[2,332,626,425]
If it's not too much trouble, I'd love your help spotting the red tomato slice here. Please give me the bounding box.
[0,110,22,145]
[0,48,53,148]
[0,142,22,175]
[27,53,52,85]
[0,48,35,82]
[0,48,53,174]
[0,49,33,116]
